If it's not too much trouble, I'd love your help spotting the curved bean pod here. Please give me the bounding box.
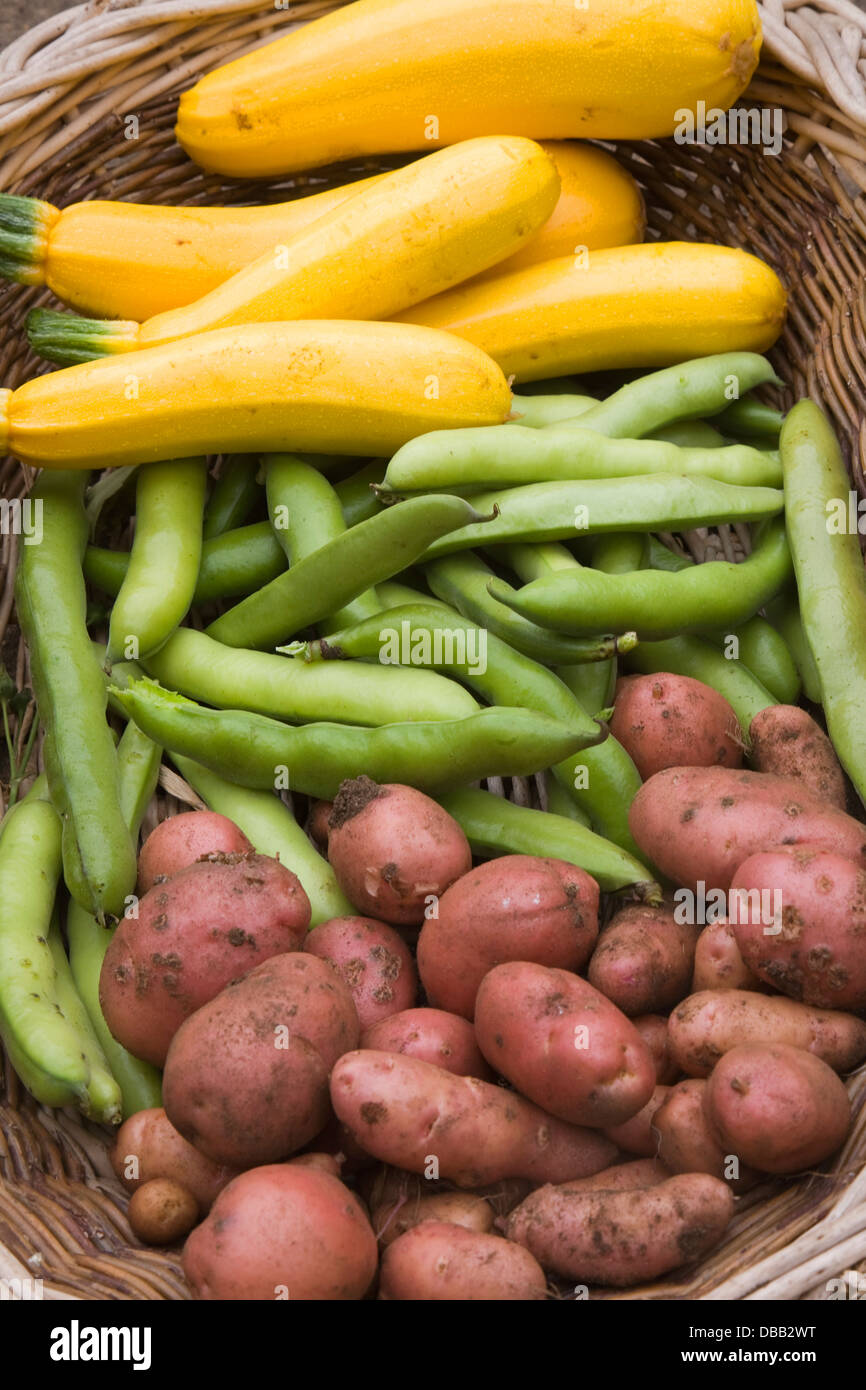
[489,519,792,639]
[208,494,484,650]
[86,520,286,605]
[106,456,207,663]
[420,475,784,558]
[145,627,479,725]
[436,788,658,899]
[111,679,601,800]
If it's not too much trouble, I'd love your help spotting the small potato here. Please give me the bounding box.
[305,915,417,1029]
[749,706,846,810]
[110,1107,237,1212]
[373,1190,495,1247]
[138,810,251,891]
[603,1085,670,1157]
[730,847,866,1011]
[587,901,697,1016]
[164,952,359,1168]
[474,962,656,1128]
[379,1223,547,1301]
[183,1164,377,1300]
[360,1007,493,1079]
[128,1178,199,1246]
[100,852,311,1066]
[654,1079,758,1192]
[629,766,866,892]
[417,854,599,1019]
[611,673,742,779]
[308,799,334,849]
[632,1014,680,1085]
[669,989,866,1077]
[330,1050,617,1188]
[327,778,471,924]
[505,1173,734,1286]
[692,918,766,992]
[704,1043,851,1173]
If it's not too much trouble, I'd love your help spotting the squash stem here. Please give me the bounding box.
[26,307,137,366]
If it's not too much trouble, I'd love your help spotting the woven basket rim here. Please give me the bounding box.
[1,0,866,1303]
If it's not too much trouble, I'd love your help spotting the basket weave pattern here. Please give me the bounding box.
[1,0,866,1300]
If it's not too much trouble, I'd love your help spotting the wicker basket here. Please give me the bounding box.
[2,0,866,1302]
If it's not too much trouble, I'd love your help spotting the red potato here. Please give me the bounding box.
[100,852,310,1066]
[629,766,866,892]
[360,1007,494,1079]
[603,1084,670,1157]
[183,1164,377,1300]
[417,855,599,1019]
[668,989,866,1078]
[749,706,846,810]
[587,901,697,1016]
[504,1172,734,1287]
[632,1014,680,1085]
[307,799,333,849]
[730,847,866,1011]
[330,1050,617,1188]
[372,1189,495,1248]
[327,777,471,924]
[163,952,359,1168]
[692,918,766,992]
[548,1157,672,1194]
[110,1107,238,1212]
[611,673,742,779]
[138,810,251,891]
[474,962,656,1128]
[379,1222,547,1301]
[704,1043,851,1174]
[654,1079,758,1192]
[305,915,417,1029]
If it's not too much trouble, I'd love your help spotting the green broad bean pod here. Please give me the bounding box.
[489,518,792,639]
[66,719,163,1119]
[145,626,479,725]
[421,475,784,558]
[203,454,262,539]
[170,756,353,926]
[560,353,781,438]
[781,400,866,803]
[208,494,484,651]
[106,456,208,663]
[16,471,136,922]
[713,395,784,442]
[86,519,286,605]
[382,425,781,494]
[507,393,597,428]
[263,453,381,631]
[335,460,387,527]
[111,678,600,800]
[424,552,633,665]
[765,587,822,705]
[436,788,659,899]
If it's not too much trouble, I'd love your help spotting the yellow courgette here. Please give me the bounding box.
[176,0,761,177]
[0,143,643,321]
[0,321,511,470]
[395,242,787,381]
[27,136,560,363]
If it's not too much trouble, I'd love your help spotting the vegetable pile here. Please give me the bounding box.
[1,0,864,1302]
